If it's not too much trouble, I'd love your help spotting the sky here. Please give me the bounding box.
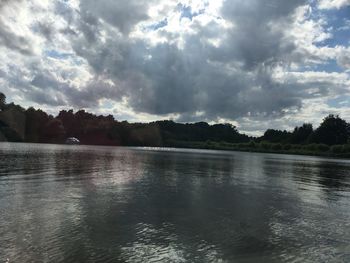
[0,0,349,135]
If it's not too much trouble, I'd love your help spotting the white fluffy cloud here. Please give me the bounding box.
[319,0,350,9]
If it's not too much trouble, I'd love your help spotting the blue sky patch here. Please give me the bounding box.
[178,4,205,21]
[313,59,344,73]
[145,18,168,31]
[315,6,350,47]
[45,50,72,59]
[327,95,350,108]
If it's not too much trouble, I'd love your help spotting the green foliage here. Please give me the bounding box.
[312,115,349,145]
[0,92,6,110]
[248,141,256,148]
[25,107,50,142]
[0,91,350,159]
[0,126,22,142]
[317,144,330,152]
[260,142,272,150]
[156,121,250,144]
[256,115,350,148]
[291,144,302,150]
[306,144,318,151]
[331,145,344,154]
[261,129,291,144]
[42,119,66,143]
[283,144,292,151]
[272,143,282,151]
[343,145,350,153]
[291,123,313,144]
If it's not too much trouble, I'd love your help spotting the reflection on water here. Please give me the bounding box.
[0,143,349,262]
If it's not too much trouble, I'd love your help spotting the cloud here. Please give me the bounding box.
[64,0,313,120]
[318,0,350,9]
[337,48,350,69]
[0,0,34,55]
[0,20,33,55]
[0,0,349,134]
[79,0,156,35]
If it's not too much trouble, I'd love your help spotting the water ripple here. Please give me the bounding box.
[0,143,349,262]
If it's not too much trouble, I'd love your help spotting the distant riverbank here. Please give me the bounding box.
[166,140,350,159]
[1,92,350,158]
[2,140,350,159]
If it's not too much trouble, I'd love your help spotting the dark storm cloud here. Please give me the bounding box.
[0,20,33,55]
[214,0,306,69]
[64,78,120,108]
[33,22,55,41]
[58,0,311,120]
[0,0,33,55]
[79,0,156,35]
[28,65,122,108]
[28,72,67,106]
[28,64,119,108]
[28,89,66,107]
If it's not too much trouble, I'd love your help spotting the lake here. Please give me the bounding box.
[0,143,349,262]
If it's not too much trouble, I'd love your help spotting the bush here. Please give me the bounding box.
[343,144,350,153]
[283,144,292,151]
[305,144,318,152]
[260,142,272,150]
[205,140,213,146]
[248,141,256,148]
[292,144,302,150]
[317,144,330,152]
[331,145,344,154]
[272,143,282,151]
[237,143,250,149]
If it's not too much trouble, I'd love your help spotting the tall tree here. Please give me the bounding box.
[0,92,6,110]
[312,115,349,145]
[261,129,292,144]
[291,123,313,144]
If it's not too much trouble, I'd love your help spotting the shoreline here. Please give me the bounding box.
[1,141,350,160]
[164,141,350,160]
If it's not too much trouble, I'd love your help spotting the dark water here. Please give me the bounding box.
[0,143,349,263]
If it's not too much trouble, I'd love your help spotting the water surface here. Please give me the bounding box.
[0,143,349,262]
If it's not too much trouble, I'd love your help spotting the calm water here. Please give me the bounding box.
[0,143,349,262]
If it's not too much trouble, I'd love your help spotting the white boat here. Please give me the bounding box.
[65,137,80,145]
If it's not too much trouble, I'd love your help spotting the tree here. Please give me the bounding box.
[0,92,6,110]
[291,123,313,144]
[261,129,292,144]
[312,115,349,145]
[25,107,50,142]
[42,119,66,143]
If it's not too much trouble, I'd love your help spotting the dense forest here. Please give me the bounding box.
[1,92,350,157]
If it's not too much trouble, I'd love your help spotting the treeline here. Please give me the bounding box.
[0,92,250,146]
[1,92,350,157]
[172,140,350,158]
[160,115,350,157]
[258,115,350,145]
